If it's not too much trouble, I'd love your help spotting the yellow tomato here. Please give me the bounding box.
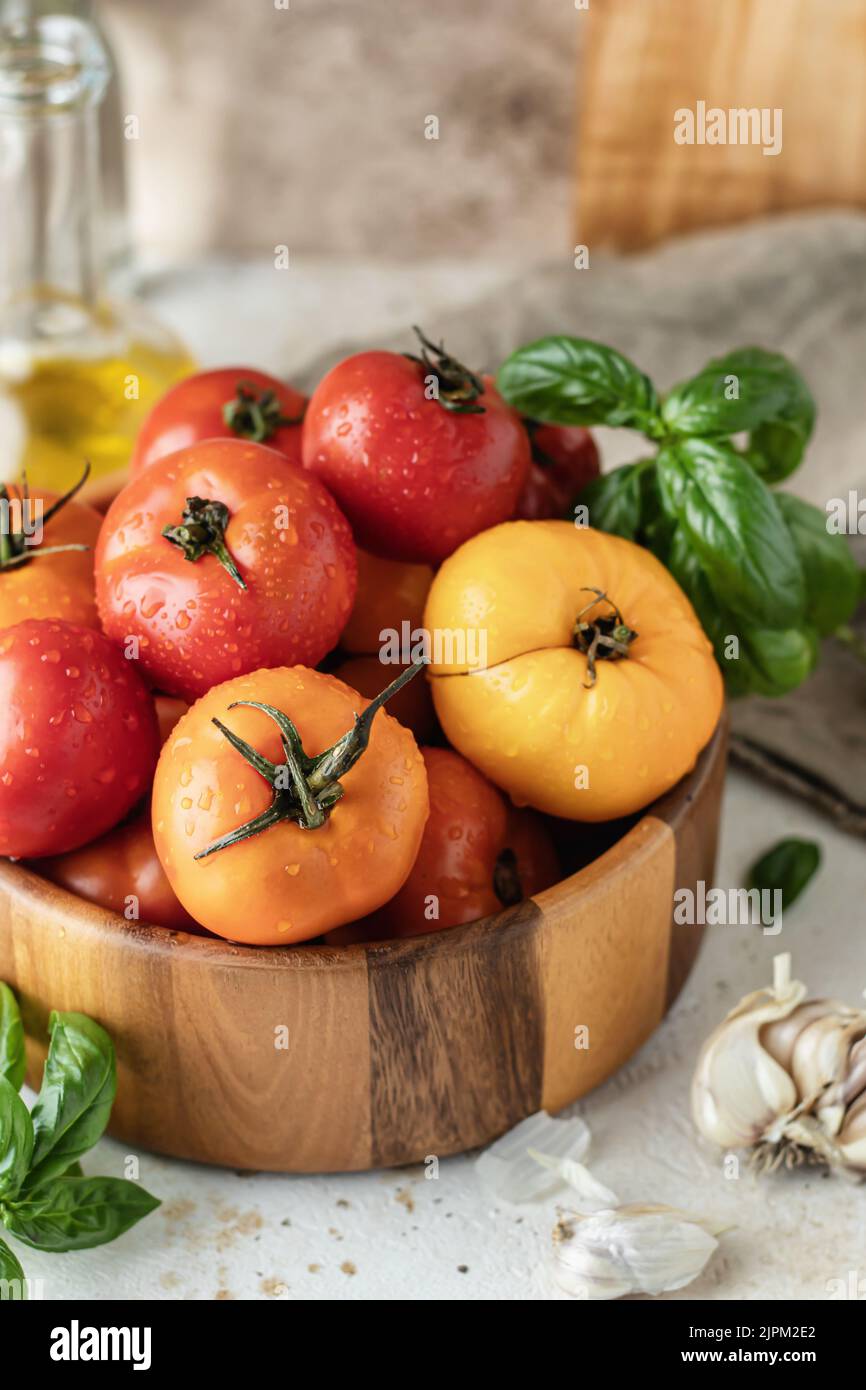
[424,520,723,821]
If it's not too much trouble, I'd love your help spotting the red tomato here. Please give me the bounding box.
[37,803,201,933]
[515,423,600,520]
[131,367,306,478]
[96,439,357,702]
[302,333,530,563]
[0,619,160,858]
[326,746,559,943]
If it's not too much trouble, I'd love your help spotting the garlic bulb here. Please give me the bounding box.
[691,954,866,1175]
[691,954,804,1149]
[552,1204,723,1301]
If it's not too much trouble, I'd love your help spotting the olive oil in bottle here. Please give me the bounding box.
[0,9,195,497]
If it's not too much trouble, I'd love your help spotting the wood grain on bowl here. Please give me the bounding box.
[0,719,726,1173]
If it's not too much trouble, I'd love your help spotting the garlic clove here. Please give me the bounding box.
[792,1009,866,1134]
[691,954,805,1149]
[818,1033,866,1137]
[837,1091,866,1172]
[552,1204,721,1301]
[761,999,836,1072]
[528,1148,619,1211]
[475,1110,591,1203]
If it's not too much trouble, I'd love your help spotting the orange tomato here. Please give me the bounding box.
[327,746,559,943]
[340,547,434,655]
[38,803,200,933]
[0,484,102,629]
[425,520,723,821]
[152,666,429,944]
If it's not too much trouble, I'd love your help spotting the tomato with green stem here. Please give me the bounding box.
[0,465,102,630]
[96,438,357,701]
[152,662,429,944]
[302,329,530,563]
[131,367,306,477]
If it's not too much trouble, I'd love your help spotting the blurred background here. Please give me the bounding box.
[1,0,864,500]
[105,0,577,265]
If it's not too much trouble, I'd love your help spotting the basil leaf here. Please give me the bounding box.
[665,533,816,696]
[577,463,644,539]
[0,1076,33,1200]
[2,1176,160,1253]
[748,380,815,484]
[497,336,660,433]
[663,349,793,436]
[748,838,821,912]
[663,348,814,483]
[0,1236,27,1299]
[725,625,819,698]
[775,493,861,636]
[0,983,25,1093]
[656,438,805,628]
[25,1011,116,1192]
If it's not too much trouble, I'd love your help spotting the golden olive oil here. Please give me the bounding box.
[1,329,196,492]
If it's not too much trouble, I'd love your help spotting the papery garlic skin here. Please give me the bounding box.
[528,1149,619,1212]
[691,960,805,1149]
[475,1111,591,1203]
[552,1204,720,1301]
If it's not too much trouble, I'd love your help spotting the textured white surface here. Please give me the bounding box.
[12,258,863,1302]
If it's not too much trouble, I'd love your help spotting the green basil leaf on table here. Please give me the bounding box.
[2,1175,160,1253]
[0,1076,34,1200]
[0,983,25,1093]
[0,1236,27,1298]
[24,1011,116,1193]
[577,462,646,539]
[774,493,861,636]
[497,336,661,433]
[748,838,821,912]
[656,438,806,628]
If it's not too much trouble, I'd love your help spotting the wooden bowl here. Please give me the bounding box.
[0,720,726,1173]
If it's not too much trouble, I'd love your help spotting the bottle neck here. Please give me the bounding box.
[0,12,109,343]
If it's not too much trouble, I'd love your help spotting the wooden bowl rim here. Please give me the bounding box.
[6,718,725,973]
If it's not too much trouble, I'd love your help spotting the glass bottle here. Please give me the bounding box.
[0,7,195,497]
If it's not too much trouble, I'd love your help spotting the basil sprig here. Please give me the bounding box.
[498,338,860,696]
[0,986,159,1298]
